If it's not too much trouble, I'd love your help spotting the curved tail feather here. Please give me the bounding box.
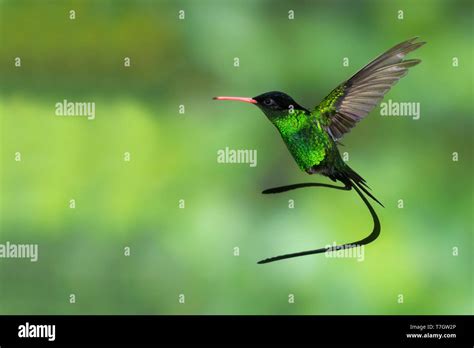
[339,165,384,207]
[258,167,382,264]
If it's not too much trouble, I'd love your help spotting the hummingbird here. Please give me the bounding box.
[214,37,425,264]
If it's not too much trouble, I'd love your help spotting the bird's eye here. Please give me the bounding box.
[264,98,273,105]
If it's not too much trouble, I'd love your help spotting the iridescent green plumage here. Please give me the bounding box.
[315,84,346,126]
[268,38,425,175]
[214,38,425,264]
[271,109,332,171]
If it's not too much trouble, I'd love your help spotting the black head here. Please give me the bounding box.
[253,91,307,118]
[213,91,308,120]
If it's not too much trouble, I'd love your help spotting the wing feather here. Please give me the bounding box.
[315,38,425,140]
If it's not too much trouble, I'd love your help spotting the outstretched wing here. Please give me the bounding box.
[315,37,425,141]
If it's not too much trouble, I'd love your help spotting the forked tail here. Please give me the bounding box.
[338,164,384,208]
[258,166,382,264]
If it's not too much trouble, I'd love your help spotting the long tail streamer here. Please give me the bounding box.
[258,181,381,264]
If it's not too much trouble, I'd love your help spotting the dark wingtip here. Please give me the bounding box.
[408,37,427,45]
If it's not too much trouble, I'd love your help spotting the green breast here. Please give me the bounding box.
[273,111,331,171]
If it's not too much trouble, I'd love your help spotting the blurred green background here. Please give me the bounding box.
[0,0,472,314]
